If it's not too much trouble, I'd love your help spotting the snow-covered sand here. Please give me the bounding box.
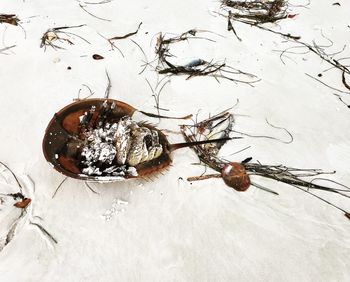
[1,1,350,281]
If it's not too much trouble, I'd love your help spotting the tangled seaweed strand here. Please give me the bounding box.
[222,0,288,24]
[221,6,350,104]
[181,110,350,220]
[40,25,90,50]
[154,29,260,85]
[0,14,20,26]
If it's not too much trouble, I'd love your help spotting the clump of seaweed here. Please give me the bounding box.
[220,4,350,107]
[274,33,350,99]
[0,162,57,252]
[181,110,350,220]
[0,14,20,26]
[222,0,288,24]
[40,24,90,50]
[153,29,260,85]
[98,22,142,57]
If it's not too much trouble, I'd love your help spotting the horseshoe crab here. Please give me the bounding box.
[42,98,232,182]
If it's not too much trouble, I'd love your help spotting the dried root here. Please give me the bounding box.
[0,14,20,26]
[221,5,350,104]
[222,0,288,24]
[40,25,89,50]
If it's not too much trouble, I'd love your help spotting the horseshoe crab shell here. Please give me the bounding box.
[42,99,172,182]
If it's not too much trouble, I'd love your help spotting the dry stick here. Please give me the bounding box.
[104,23,142,58]
[187,173,222,182]
[98,32,124,57]
[79,4,111,22]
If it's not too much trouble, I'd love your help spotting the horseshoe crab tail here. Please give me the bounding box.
[169,137,241,152]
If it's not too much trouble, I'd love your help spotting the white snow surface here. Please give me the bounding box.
[1,0,350,281]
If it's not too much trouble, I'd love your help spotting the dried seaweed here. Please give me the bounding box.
[154,29,260,85]
[0,14,20,26]
[0,162,57,252]
[223,8,350,104]
[221,0,288,24]
[181,110,350,220]
[98,22,142,58]
[40,25,90,50]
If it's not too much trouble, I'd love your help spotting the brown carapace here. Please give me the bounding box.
[42,98,230,182]
[221,162,250,191]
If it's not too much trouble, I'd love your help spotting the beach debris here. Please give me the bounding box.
[98,22,142,58]
[0,162,57,252]
[154,29,260,85]
[107,22,142,48]
[181,110,350,220]
[40,25,90,50]
[0,14,20,26]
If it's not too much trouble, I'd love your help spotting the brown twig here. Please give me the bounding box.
[109,22,142,41]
